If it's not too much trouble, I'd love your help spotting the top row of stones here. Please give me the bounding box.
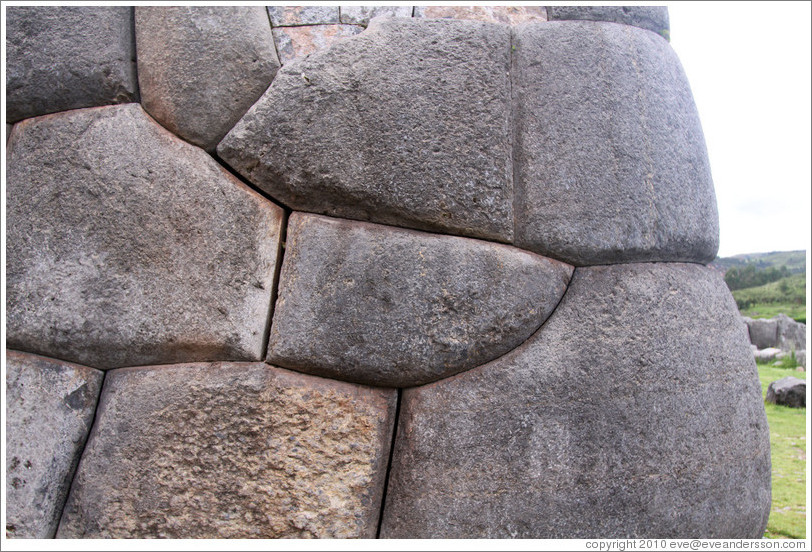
[7,6,715,266]
[219,17,718,266]
[268,6,668,36]
[5,6,669,124]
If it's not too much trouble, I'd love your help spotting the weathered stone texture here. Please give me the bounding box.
[135,7,280,151]
[745,314,806,351]
[56,362,397,538]
[414,6,547,24]
[219,18,513,243]
[340,6,414,26]
[745,317,779,350]
[5,6,138,123]
[547,6,670,38]
[754,347,782,363]
[6,104,284,370]
[268,213,573,387]
[775,314,806,351]
[6,350,104,539]
[766,377,806,408]
[513,22,718,265]
[272,24,364,65]
[267,6,339,26]
[381,263,770,538]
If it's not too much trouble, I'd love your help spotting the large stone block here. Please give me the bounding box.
[775,313,806,351]
[745,317,779,349]
[513,22,718,265]
[56,362,397,538]
[135,7,280,151]
[547,6,670,38]
[219,18,513,243]
[6,350,104,538]
[6,104,284,369]
[271,24,364,65]
[5,6,138,123]
[381,263,770,538]
[267,213,573,387]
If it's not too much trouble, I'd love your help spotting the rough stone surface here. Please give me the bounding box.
[340,6,414,26]
[6,104,285,370]
[414,6,547,24]
[5,350,104,539]
[381,263,770,538]
[766,377,806,408]
[754,347,782,363]
[547,6,670,39]
[268,213,573,387]
[745,317,779,349]
[6,6,138,123]
[219,18,513,243]
[267,6,339,26]
[513,22,718,265]
[272,24,364,65]
[56,362,397,538]
[135,7,280,151]
[775,314,806,351]
[797,350,806,367]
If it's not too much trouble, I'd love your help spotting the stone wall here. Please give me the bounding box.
[5,6,771,539]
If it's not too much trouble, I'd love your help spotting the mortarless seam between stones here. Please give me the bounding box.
[53,358,106,536]
[376,389,403,537]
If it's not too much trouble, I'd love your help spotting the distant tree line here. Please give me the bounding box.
[724,264,790,291]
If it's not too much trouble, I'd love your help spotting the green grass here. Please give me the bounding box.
[734,274,806,323]
[757,362,806,539]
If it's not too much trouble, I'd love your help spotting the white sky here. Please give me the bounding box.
[667,1,812,257]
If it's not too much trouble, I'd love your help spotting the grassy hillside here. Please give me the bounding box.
[733,273,806,323]
[711,250,806,274]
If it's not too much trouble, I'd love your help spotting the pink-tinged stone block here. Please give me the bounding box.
[414,6,547,24]
[272,24,364,64]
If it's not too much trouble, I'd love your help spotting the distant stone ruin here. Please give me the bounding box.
[5,6,771,539]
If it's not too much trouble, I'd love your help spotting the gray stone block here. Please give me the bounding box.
[340,6,413,26]
[746,317,779,349]
[219,18,513,243]
[56,362,396,538]
[267,213,573,387]
[6,6,138,123]
[547,6,670,39]
[6,104,285,370]
[267,6,339,26]
[754,347,782,363]
[135,7,280,151]
[775,313,806,351]
[6,350,104,538]
[381,263,770,538]
[766,376,806,408]
[513,22,718,265]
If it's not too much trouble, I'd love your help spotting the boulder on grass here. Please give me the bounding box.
[766,377,806,408]
[754,348,782,364]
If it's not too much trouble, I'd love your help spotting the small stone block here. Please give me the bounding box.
[6,350,104,538]
[267,6,340,26]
